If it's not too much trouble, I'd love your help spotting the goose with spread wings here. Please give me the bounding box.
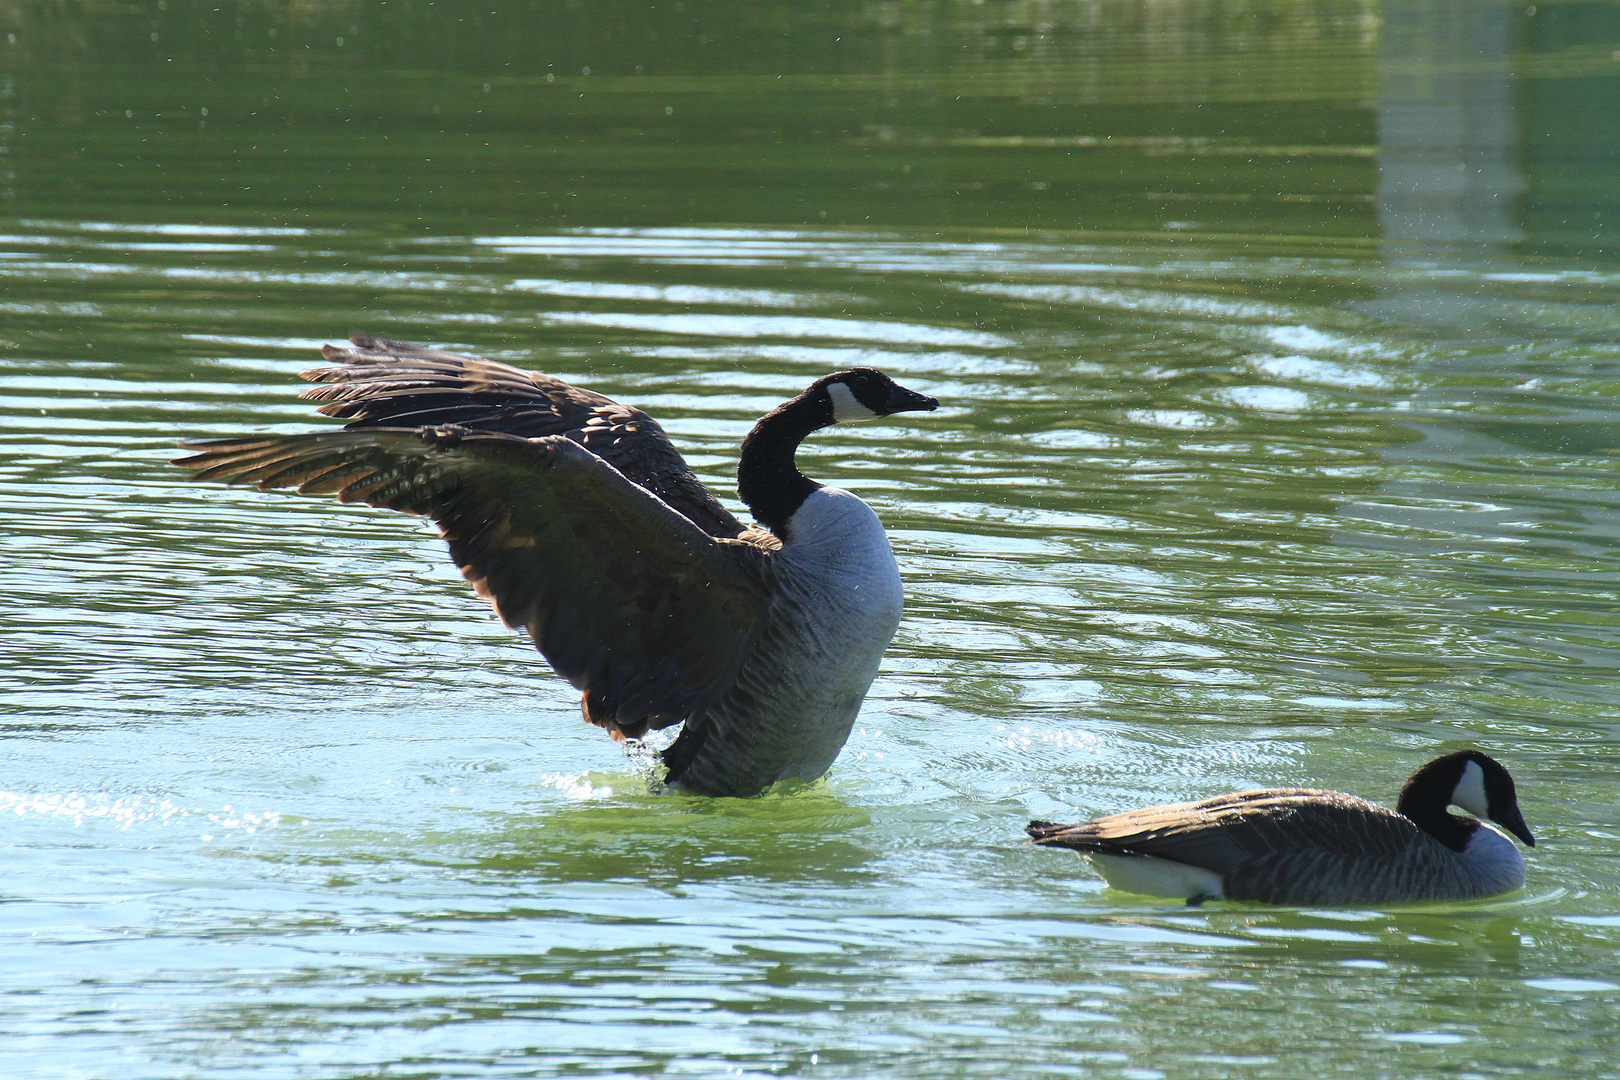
[1027,750,1535,905]
[175,332,938,797]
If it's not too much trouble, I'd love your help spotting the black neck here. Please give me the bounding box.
[737,391,833,535]
[1397,780,1476,853]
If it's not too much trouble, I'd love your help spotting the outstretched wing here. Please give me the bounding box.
[300,333,746,539]
[1028,789,1420,875]
[175,426,769,738]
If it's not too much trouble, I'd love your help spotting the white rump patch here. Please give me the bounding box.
[827,381,880,423]
[1451,760,1489,819]
[1088,852,1225,901]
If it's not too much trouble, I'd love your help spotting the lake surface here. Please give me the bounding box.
[4,2,1620,1077]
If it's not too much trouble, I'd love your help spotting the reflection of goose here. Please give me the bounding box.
[1027,751,1535,905]
[176,333,937,797]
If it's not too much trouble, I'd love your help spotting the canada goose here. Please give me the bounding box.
[174,332,937,798]
[1026,750,1535,905]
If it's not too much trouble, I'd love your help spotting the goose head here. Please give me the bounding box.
[1399,750,1535,848]
[736,369,937,536]
[815,368,938,425]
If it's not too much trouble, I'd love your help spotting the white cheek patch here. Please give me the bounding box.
[1451,760,1489,818]
[827,381,880,423]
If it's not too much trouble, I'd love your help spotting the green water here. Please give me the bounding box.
[4,2,1620,1077]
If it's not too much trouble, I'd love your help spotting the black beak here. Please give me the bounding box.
[1495,804,1536,848]
[884,383,938,415]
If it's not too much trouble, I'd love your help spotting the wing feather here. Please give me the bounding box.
[1028,789,1423,877]
[175,426,768,738]
[298,333,746,538]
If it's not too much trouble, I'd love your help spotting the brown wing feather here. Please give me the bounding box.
[175,426,768,738]
[1028,789,1422,876]
[299,333,746,539]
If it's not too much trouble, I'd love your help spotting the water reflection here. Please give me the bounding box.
[8,0,1619,251]
[464,787,880,889]
[5,0,1381,235]
[1377,0,1526,254]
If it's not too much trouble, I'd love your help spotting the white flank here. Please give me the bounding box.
[1088,853,1226,901]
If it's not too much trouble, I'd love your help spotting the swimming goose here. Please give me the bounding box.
[174,332,937,797]
[1026,750,1534,905]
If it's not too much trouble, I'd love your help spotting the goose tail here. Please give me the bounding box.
[1026,820,1072,842]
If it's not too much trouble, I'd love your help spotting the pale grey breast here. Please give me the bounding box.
[666,487,903,796]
